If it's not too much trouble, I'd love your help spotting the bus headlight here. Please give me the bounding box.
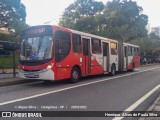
[47,63,54,69]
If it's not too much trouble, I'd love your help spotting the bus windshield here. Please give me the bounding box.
[20,36,53,60]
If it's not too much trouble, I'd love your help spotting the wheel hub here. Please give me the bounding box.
[73,71,78,79]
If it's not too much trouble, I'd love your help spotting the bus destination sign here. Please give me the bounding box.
[21,25,52,37]
[25,28,46,35]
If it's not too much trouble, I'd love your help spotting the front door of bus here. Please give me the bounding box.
[102,42,109,72]
[82,37,91,75]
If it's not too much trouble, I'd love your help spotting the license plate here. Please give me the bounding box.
[26,73,38,77]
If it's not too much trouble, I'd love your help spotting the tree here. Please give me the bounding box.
[104,0,148,42]
[60,0,148,41]
[148,33,160,56]
[129,32,160,58]
[0,0,27,41]
[59,0,104,31]
[0,0,26,27]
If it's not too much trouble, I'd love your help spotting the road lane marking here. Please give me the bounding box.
[113,84,160,120]
[0,67,160,106]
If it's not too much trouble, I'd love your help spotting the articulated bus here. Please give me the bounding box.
[18,25,140,83]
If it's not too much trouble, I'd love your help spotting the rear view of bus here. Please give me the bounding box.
[18,25,55,80]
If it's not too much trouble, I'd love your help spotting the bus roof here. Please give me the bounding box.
[69,29,118,43]
[51,25,117,43]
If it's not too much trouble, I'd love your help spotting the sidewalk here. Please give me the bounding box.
[0,73,34,87]
[0,67,18,74]
[0,73,18,79]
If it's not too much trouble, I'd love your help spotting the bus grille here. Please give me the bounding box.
[23,73,39,78]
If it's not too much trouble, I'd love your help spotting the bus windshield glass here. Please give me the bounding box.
[20,36,53,60]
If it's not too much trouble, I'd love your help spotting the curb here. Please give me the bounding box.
[0,78,35,87]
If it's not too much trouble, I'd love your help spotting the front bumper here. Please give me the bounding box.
[18,69,54,80]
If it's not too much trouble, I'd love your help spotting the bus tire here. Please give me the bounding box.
[110,64,116,76]
[70,67,80,83]
[130,63,135,72]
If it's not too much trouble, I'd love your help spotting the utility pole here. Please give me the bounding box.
[12,43,16,78]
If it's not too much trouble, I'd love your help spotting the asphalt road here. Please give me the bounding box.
[0,65,160,120]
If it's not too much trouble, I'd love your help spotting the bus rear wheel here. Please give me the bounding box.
[110,64,116,76]
[70,67,80,83]
[130,63,135,72]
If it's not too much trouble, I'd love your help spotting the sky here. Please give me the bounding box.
[21,0,160,28]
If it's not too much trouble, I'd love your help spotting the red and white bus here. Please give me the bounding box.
[18,25,140,82]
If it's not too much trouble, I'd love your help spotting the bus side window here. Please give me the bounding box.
[128,46,131,56]
[134,47,137,56]
[132,47,134,56]
[54,30,71,62]
[137,48,140,55]
[130,47,132,56]
[135,47,138,56]
[91,38,101,54]
[124,46,127,57]
[127,47,129,56]
[72,34,82,53]
[111,42,117,55]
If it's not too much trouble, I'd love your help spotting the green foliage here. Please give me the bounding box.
[130,33,160,57]
[59,0,104,30]
[0,0,26,27]
[60,0,148,42]
[0,55,19,67]
[0,0,27,41]
[104,0,148,42]
[148,33,160,54]
[0,33,10,41]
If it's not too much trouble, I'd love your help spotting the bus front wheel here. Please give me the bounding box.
[70,67,80,83]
